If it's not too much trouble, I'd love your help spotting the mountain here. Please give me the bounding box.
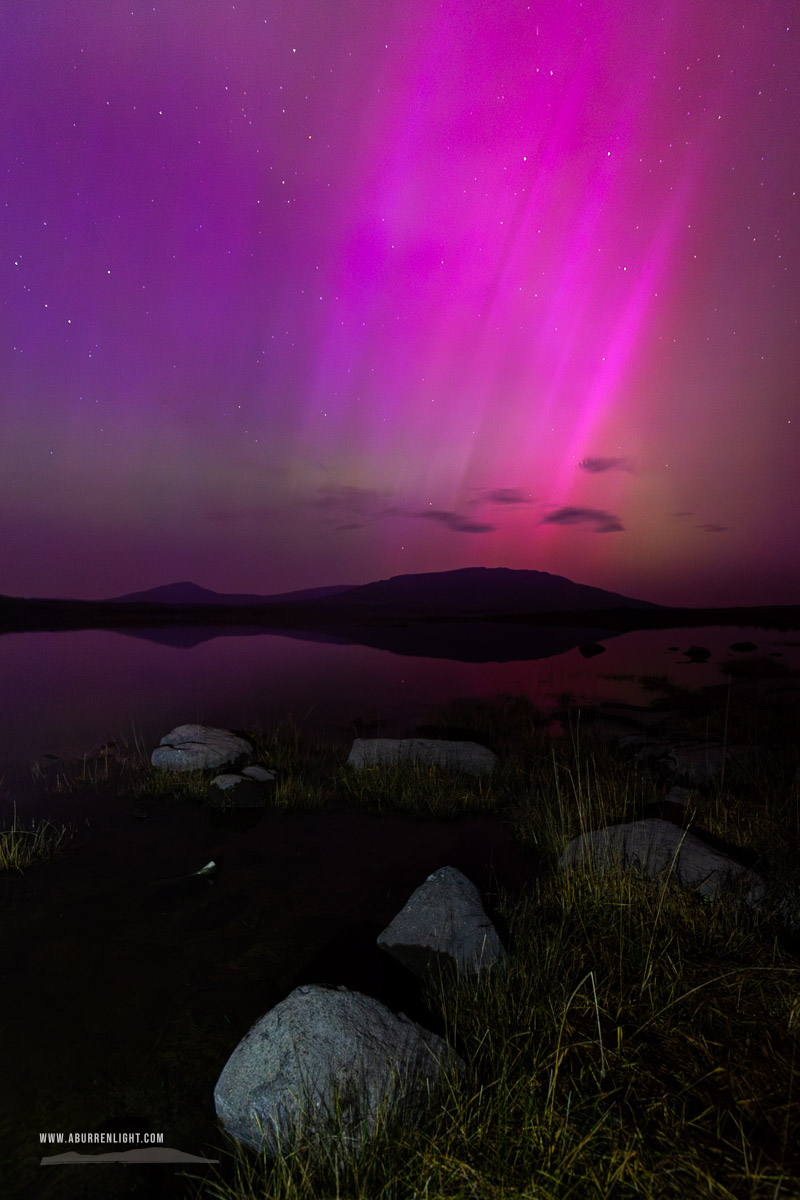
[304,567,659,616]
[110,581,356,606]
[108,568,658,616]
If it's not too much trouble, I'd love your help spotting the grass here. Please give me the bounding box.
[21,676,800,1195]
[172,680,800,1200]
[192,875,800,1200]
[0,803,74,871]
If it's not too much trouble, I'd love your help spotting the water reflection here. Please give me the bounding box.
[0,623,797,768]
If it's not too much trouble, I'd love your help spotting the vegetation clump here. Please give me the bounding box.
[0,805,74,871]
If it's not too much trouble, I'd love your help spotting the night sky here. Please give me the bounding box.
[2,1,798,606]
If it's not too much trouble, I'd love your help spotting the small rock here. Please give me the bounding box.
[242,765,276,783]
[683,645,712,662]
[377,865,507,980]
[151,724,252,771]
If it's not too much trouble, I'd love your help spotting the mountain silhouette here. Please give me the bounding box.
[110,568,657,616]
[111,581,356,606]
[303,567,659,616]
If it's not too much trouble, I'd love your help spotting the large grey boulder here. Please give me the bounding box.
[560,818,767,906]
[377,866,507,980]
[347,738,497,776]
[214,985,465,1158]
[151,724,253,771]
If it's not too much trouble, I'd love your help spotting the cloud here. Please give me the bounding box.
[417,509,497,533]
[541,506,624,533]
[303,487,496,534]
[697,523,730,533]
[578,456,634,474]
[466,487,534,507]
[485,488,533,504]
[670,511,695,518]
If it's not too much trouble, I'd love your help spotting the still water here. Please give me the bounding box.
[1,621,797,769]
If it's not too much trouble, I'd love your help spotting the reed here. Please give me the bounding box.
[0,804,74,871]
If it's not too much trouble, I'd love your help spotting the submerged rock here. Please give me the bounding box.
[578,643,605,658]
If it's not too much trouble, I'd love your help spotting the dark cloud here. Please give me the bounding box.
[578,456,634,474]
[304,488,496,534]
[465,487,534,507]
[417,509,496,533]
[486,488,533,504]
[697,523,730,533]
[541,506,624,533]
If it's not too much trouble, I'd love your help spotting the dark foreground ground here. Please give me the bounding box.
[2,666,799,1200]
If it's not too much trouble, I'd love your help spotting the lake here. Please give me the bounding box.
[1,620,798,772]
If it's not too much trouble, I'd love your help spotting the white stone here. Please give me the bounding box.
[347,738,497,776]
[151,724,252,771]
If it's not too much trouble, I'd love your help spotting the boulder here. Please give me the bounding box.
[377,865,507,980]
[214,984,465,1158]
[347,738,496,776]
[151,724,252,771]
[560,817,766,906]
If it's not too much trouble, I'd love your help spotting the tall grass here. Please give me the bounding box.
[178,682,800,1200]
[0,804,74,871]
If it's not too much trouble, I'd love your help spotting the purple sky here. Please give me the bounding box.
[2,1,798,606]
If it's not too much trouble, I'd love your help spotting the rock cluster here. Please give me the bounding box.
[147,719,788,1162]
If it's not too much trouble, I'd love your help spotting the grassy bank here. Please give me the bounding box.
[22,679,800,1197]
